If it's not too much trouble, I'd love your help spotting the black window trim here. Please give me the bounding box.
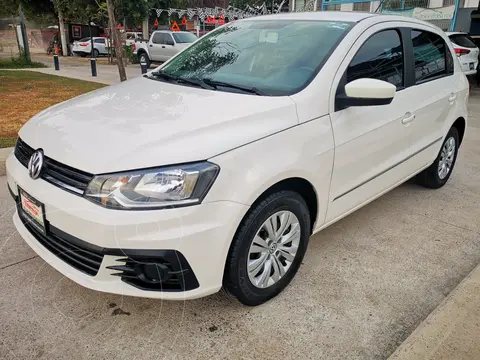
[408,27,454,87]
[335,27,408,112]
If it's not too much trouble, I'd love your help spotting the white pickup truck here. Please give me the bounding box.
[133,30,197,67]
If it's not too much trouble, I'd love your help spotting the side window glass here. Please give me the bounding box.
[165,34,174,45]
[152,33,163,44]
[411,30,447,83]
[94,38,104,44]
[347,30,404,89]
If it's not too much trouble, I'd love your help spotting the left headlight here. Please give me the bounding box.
[84,162,220,210]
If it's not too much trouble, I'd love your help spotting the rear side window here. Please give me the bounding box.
[411,30,448,83]
[94,38,105,44]
[347,30,404,89]
[152,32,165,44]
[449,34,477,48]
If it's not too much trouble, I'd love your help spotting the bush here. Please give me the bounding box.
[0,56,47,69]
[123,44,138,64]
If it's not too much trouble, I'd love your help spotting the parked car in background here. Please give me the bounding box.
[446,32,479,75]
[7,13,468,306]
[125,32,143,46]
[72,37,108,57]
[133,30,197,67]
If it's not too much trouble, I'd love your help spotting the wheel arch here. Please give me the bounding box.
[247,177,319,234]
[452,117,466,145]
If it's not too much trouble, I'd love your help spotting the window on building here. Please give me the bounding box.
[411,30,448,83]
[353,2,371,11]
[347,29,404,88]
[442,0,464,6]
[325,3,341,10]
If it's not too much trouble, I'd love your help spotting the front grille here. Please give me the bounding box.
[18,210,104,276]
[14,138,94,196]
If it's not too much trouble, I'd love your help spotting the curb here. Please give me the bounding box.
[388,263,480,360]
[0,147,13,176]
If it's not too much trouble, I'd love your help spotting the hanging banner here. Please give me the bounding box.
[381,6,454,20]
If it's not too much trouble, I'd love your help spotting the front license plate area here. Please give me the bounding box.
[18,187,46,235]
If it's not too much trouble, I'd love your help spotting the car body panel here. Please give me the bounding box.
[18,76,299,174]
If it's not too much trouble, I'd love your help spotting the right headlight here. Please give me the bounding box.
[84,161,219,210]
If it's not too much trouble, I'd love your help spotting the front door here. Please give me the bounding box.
[326,25,414,223]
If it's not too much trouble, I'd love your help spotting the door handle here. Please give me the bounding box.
[162,46,165,48]
[149,44,153,47]
[401,113,415,125]
[448,93,457,102]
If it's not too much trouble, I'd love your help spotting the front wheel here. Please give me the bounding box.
[224,190,311,306]
[416,127,460,189]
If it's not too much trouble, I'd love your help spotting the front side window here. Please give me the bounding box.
[173,32,197,43]
[347,30,404,88]
[158,20,353,96]
[411,30,447,83]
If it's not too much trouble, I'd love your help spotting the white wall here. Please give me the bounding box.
[341,3,354,10]
[464,0,479,8]
[429,0,443,8]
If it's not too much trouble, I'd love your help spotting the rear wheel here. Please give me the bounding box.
[224,190,311,306]
[417,127,459,189]
[138,52,150,68]
[92,49,100,58]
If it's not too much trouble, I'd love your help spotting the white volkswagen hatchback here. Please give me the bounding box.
[7,12,468,306]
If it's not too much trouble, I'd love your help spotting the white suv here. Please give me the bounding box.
[7,12,468,306]
[446,32,479,75]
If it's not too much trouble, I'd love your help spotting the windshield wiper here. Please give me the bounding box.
[148,71,212,90]
[202,78,266,96]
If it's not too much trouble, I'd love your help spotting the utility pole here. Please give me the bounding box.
[106,0,127,81]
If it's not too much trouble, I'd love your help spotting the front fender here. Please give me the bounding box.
[206,115,334,229]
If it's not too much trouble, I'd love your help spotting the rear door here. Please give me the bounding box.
[94,38,106,54]
[327,25,413,222]
[149,32,166,61]
[404,27,458,171]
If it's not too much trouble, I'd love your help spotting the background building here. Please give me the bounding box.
[289,0,480,33]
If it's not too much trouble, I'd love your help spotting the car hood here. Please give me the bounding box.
[19,76,298,174]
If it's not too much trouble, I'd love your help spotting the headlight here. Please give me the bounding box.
[84,162,219,210]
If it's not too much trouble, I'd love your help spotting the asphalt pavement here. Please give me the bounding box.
[1,96,479,360]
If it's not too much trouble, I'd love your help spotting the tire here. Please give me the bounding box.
[416,126,460,189]
[138,52,150,68]
[223,190,311,306]
[93,49,100,58]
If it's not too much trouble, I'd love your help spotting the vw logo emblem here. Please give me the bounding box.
[28,150,44,180]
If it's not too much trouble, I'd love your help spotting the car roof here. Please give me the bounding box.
[241,11,442,29]
[445,32,466,36]
[250,11,377,22]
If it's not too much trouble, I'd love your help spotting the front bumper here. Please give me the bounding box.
[6,153,248,300]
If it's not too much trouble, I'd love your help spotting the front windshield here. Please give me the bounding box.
[160,20,353,96]
[172,32,198,43]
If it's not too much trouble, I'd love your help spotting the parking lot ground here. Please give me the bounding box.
[388,263,480,360]
[1,97,480,360]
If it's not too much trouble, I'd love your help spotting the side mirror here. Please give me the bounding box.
[166,40,174,46]
[336,78,396,110]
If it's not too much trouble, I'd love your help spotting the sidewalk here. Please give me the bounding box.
[388,263,480,360]
[17,64,143,85]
